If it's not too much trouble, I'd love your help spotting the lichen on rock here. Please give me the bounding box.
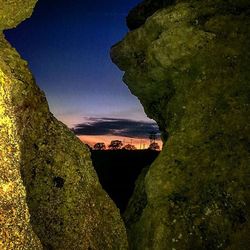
[111,0,250,249]
[0,55,42,250]
[0,0,42,249]
[0,0,38,30]
[0,0,128,249]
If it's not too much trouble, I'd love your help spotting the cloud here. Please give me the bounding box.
[72,117,160,139]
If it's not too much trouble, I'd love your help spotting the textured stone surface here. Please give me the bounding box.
[111,0,250,249]
[0,0,128,249]
[0,1,42,249]
[0,40,42,249]
[0,0,37,30]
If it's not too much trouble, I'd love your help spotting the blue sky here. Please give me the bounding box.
[4,0,161,146]
[5,0,149,126]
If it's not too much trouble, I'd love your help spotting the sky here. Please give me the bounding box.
[5,0,162,148]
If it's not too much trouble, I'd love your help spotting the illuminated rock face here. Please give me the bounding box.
[0,0,42,249]
[0,54,42,249]
[0,0,38,30]
[111,0,250,249]
[0,0,128,249]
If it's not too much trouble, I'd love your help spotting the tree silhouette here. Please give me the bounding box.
[123,144,137,150]
[108,140,123,150]
[93,142,106,150]
[148,142,160,151]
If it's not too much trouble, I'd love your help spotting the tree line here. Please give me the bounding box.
[92,140,160,151]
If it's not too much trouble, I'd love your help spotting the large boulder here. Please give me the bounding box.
[111,0,250,249]
[0,0,42,250]
[0,0,42,249]
[0,0,128,249]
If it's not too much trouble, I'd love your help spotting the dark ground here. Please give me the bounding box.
[91,150,159,212]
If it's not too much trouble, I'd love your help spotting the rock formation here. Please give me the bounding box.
[0,1,42,249]
[0,0,128,249]
[111,0,250,249]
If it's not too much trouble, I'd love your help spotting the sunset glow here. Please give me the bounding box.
[78,134,162,150]
[5,0,162,151]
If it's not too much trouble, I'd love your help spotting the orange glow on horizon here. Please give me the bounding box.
[77,134,163,150]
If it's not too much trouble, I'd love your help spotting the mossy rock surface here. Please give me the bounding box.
[0,1,42,249]
[111,0,250,249]
[0,45,42,249]
[0,0,128,249]
[0,0,37,30]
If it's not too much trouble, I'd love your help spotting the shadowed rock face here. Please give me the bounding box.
[0,0,128,249]
[111,0,250,249]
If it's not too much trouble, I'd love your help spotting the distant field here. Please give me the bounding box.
[91,150,160,212]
